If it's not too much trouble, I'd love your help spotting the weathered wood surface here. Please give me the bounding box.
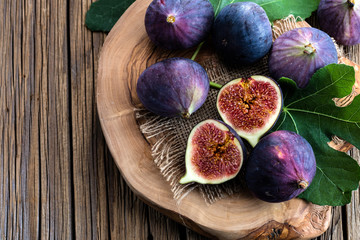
[0,0,359,239]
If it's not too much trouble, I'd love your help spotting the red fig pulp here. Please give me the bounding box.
[216,76,283,147]
[180,120,246,184]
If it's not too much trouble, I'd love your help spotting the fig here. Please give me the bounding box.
[144,0,214,50]
[269,27,338,88]
[245,130,316,203]
[216,76,283,147]
[212,2,273,64]
[318,0,360,46]
[136,57,209,118]
[180,119,246,184]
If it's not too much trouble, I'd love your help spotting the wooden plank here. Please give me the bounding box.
[345,45,360,64]
[69,0,102,238]
[1,0,74,239]
[186,228,210,240]
[147,207,182,240]
[35,0,73,238]
[343,44,360,240]
[316,207,344,240]
[1,0,35,238]
[346,148,360,240]
[0,0,18,238]
[93,34,111,240]
[23,0,39,239]
[105,150,150,239]
[68,0,151,239]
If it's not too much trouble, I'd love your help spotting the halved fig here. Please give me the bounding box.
[136,57,210,118]
[216,76,283,147]
[245,130,316,203]
[179,119,246,184]
[269,27,338,88]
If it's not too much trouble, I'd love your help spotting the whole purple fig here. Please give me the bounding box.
[245,130,316,203]
[318,0,360,46]
[136,57,209,118]
[145,0,214,50]
[212,2,272,64]
[269,27,338,88]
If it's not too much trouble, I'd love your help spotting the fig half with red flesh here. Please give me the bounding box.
[179,119,246,184]
[216,76,283,147]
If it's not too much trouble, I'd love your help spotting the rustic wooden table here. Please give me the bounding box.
[1,0,359,239]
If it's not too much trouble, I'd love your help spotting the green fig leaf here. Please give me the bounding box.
[273,64,360,206]
[85,0,135,32]
[85,0,321,32]
[209,0,321,20]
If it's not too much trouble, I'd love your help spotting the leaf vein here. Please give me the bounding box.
[316,166,345,192]
[286,108,360,124]
[274,112,287,131]
[214,0,223,15]
[287,111,299,134]
[348,105,360,121]
[286,70,352,108]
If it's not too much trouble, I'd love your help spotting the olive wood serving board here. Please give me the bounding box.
[96,0,359,239]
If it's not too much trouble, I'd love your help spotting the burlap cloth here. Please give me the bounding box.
[135,16,343,204]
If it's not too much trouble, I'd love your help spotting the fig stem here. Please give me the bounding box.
[210,81,223,89]
[166,15,176,23]
[191,41,204,61]
[190,42,223,90]
[304,43,316,55]
[298,180,309,189]
[182,111,191,119]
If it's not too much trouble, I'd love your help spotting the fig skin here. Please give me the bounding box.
[269,27,338,88]
[145,0,214,50]
[180,119,246,184]
[136,57,210,118]
[318,0,360,46]
[212,2,273,64]
[216,76,283,147]
[245,130,316,203]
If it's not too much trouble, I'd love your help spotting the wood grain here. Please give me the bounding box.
[93,0,359,239]
[0,0,359,239]
[1,0,73,239]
